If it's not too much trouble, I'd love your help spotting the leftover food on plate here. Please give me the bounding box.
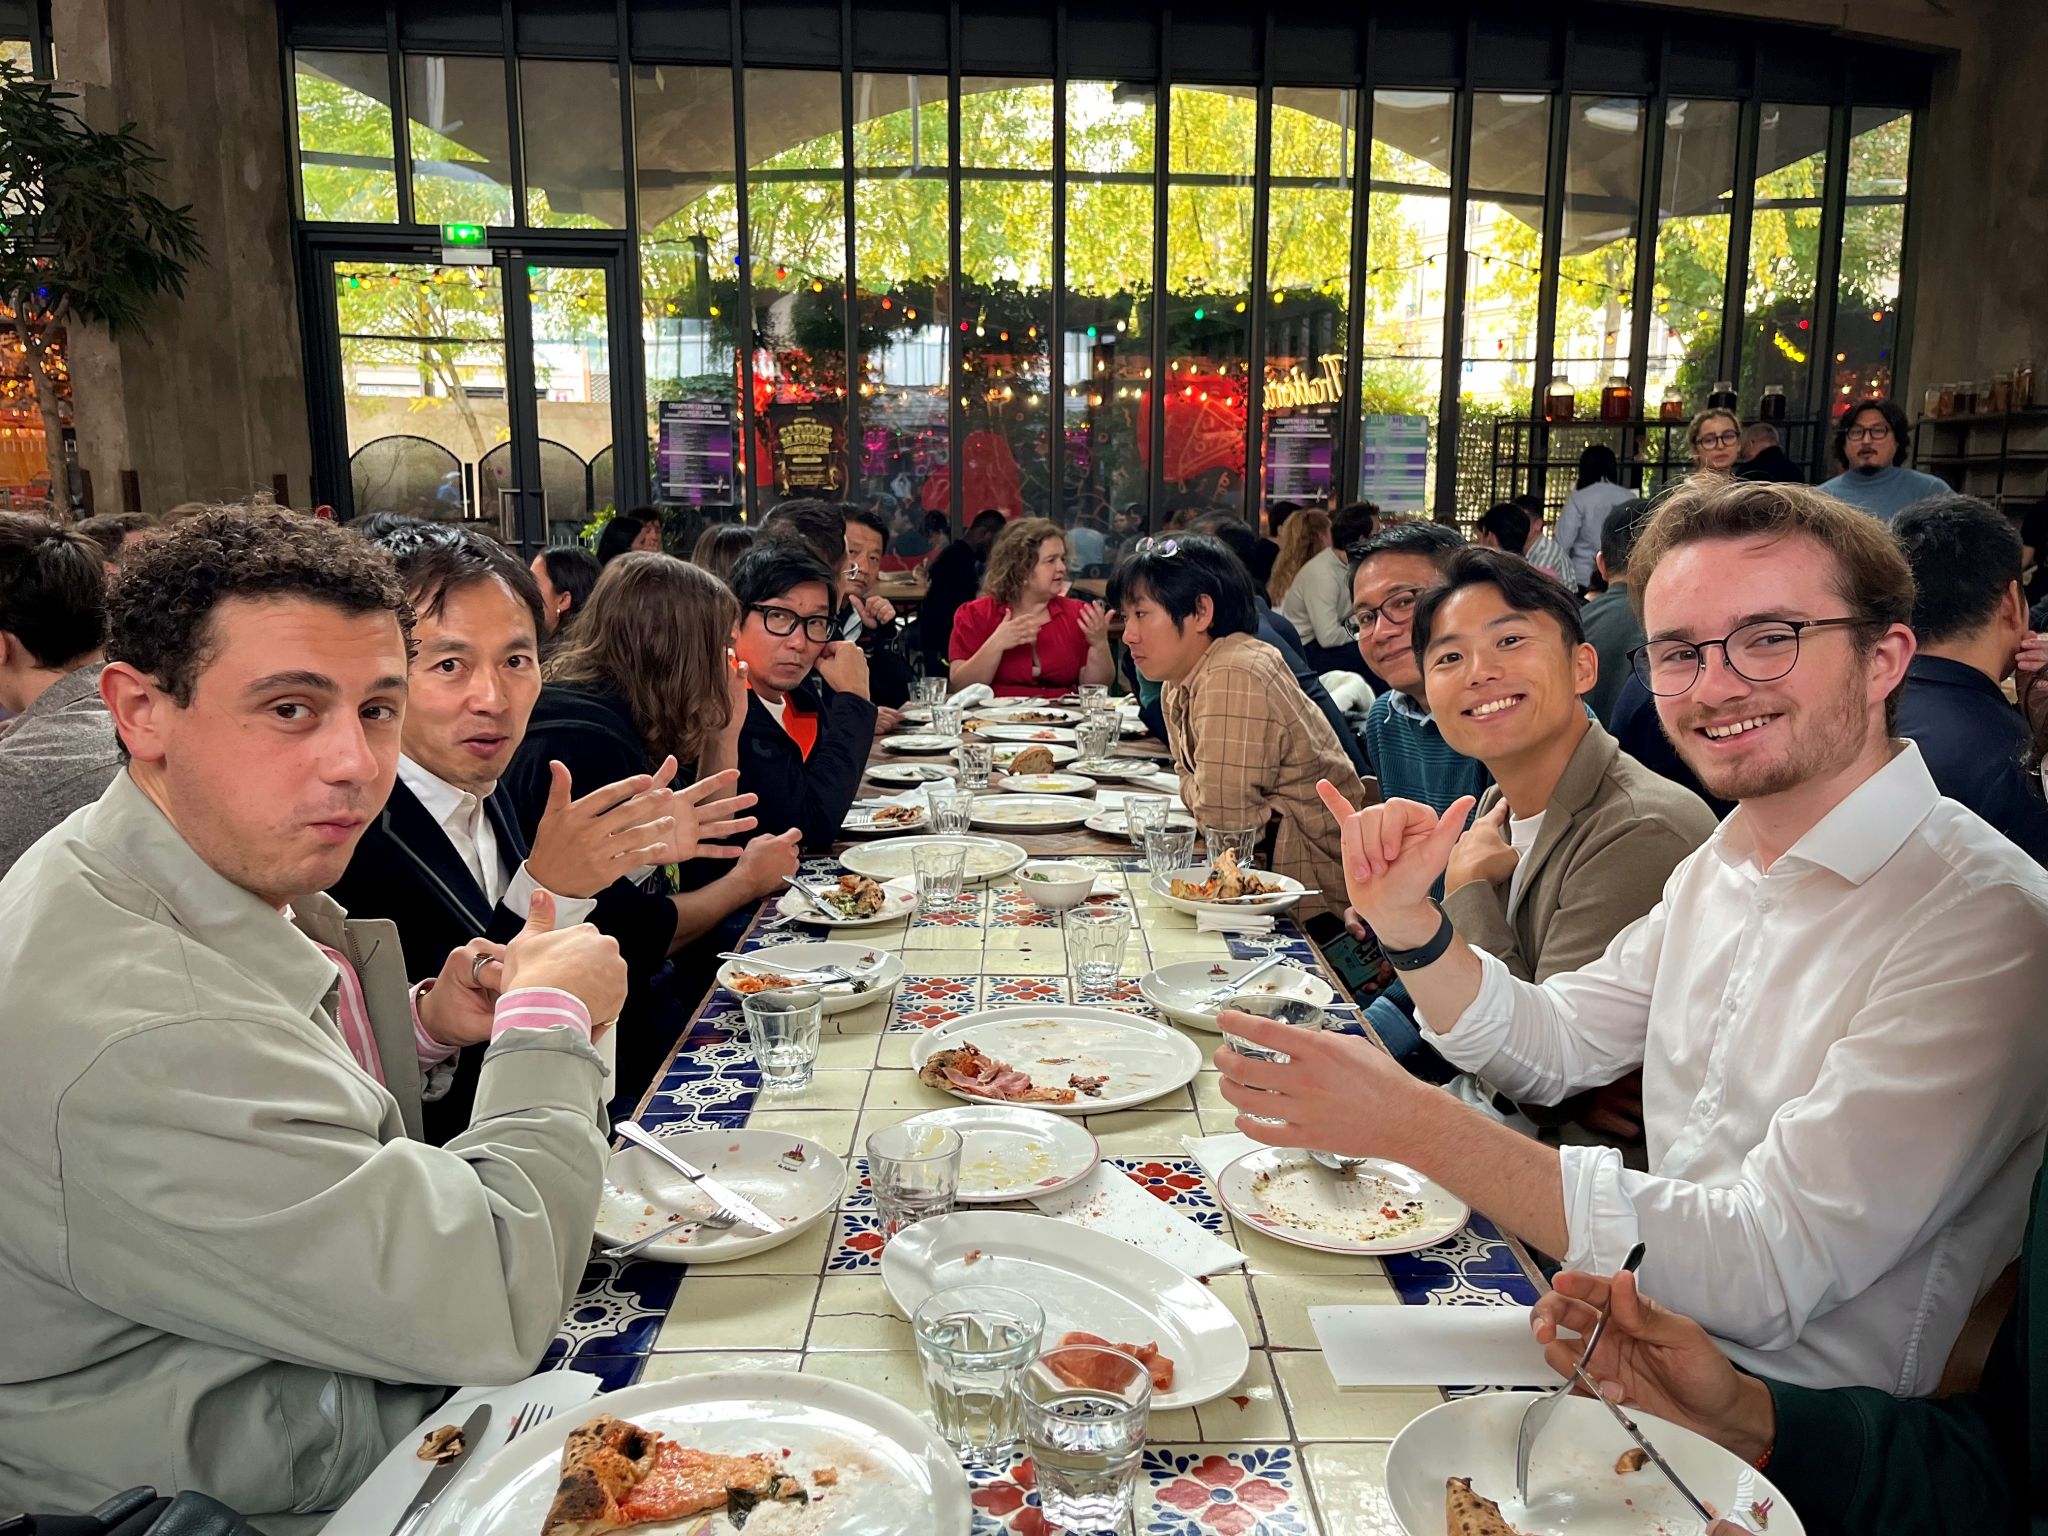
[1615,1448,1648,1475]
[1444,1476,1521,1536]
[1249,1162,1431,1243]
[1050,1331,1175,1392]
[870,804,922,826]
[823,875,887,917]
[966,710,1071,728]
[416,1423,467,1464]
[543,1414,813,1536]
[1169,849,1283,902]
[1006,745,1057,775]
[918,1044,1108,1105]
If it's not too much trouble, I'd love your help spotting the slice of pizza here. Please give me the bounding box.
[542,1415,807,1536]
[1444,1476,1522,1536]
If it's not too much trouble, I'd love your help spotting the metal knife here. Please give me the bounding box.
[388,1402,492,1536]
[1570,1364,1718,1526]
[615,1120,785,1234]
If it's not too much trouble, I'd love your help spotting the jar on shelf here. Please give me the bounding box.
[1707,380,1738,410]
[1937,381,1957,417]
[1545,377,1576,422]
[2017,360,2036,409]
[1758,384,1788,423]
[1923,385,1943,419]
[1956,380,1980,416]
[1600,375,1633,421]
[1659,389,1686,421]
[1992,372,2014,414]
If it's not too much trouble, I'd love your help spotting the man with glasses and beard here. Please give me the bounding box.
[1818,396,1950,523]
[1217,479,2048,1398]
[729,542,877,849]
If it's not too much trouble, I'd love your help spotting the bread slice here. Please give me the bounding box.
[1008,745,1056,775]
[1445,1476,1522,1536]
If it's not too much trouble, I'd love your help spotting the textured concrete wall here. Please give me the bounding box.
[51,0,311,513]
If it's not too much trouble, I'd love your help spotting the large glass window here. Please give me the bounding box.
[293,50,399,223]
[1262,87,1354,519]
[521,59,625,229]
[852,74,951,521]
[1065,81,1155,528]
[746,69,848,508]
[956,79,1055,520]
[1461,93,1551,418]
[1742,102,1830,412]
[1550,96,1645,417]
[1361,91,1453,511]
[1164,85,1256,517]
[1644,98,1739,419]
[635,65,739,512]
[404,53,516,227]
[1831,108,1911,413]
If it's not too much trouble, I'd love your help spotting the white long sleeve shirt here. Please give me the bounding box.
[1278,547,1356,651]
[1423,743,2048,1395]
[395,756,597,925]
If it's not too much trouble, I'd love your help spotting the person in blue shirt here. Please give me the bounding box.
[1893,494,2048,864]
[1816,396,1951,523]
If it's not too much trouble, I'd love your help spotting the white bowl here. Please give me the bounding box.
[1015,860,1097,911]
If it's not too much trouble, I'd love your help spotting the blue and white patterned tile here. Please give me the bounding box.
[1111,1156,1229,1235]
[549,1348,647,1394]
[548,1254,685,1359]
[888,973,981,1032]
[824,1209,889,1272]
[842,1156,874,1210]
[984,973,1071,1008]
[1143,1446,1313,1535]
[638,1068,757,1123]
[910,889,989,928]
[1384,1263,1541,1307]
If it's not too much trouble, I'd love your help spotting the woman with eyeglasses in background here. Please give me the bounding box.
[947,515,1115,697]
[1686,407,1744,479]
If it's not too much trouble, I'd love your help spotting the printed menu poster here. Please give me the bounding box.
[1263,412,1335,507]
[1359,414,1431,515]
[766,402,847,496]
[655,399,737,507]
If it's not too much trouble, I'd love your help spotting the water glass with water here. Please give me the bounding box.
[913,841,970,915]
[931,702,964,739]
[913,676,948,707]
[1065,902,1134,999]
[1076,712,1117,764]
[1202,823,1260,867]
[740,989,824,1090]
[1142,824,1197,881]
[1122,793,1171,843]
[866,1121,962,1239]
[956,740,995,791]
[1022,1345,1152,1533]
[912,1285,1045,1466]
[925,780,971,836]
[1076,684,1110,712]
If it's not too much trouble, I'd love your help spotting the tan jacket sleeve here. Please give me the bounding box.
[55,1019,608,1387]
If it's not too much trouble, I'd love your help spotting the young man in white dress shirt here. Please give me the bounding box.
[1217,477,2048,1397]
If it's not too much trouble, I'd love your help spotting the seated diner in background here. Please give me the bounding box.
[948,515,1115,698]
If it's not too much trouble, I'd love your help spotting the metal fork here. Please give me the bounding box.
[506,1401,560,1442]
[599,1207,741,1260]
[1515,1241,1646,1502]
[716,954,879,992]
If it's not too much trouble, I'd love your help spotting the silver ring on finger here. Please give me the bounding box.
[470,952,491,985]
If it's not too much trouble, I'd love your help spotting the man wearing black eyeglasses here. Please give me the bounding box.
[1219,478,2048,1401]
[1818,396,1950,523]
[728,542,876,850]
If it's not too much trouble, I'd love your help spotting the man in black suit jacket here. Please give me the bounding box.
[328,526,754,1140]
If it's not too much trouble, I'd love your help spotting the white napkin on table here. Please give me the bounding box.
[1310,1304,1551,1387]
[1181,1131,1262,1184]
[1196,910,1275,934]
[321,1369,602,1536]
[949,683,995,709]
[1092,786,1189,814]
[1029,1163,1245,1277]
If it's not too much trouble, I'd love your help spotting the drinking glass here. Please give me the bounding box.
[1220,992,1357,1160]
[1142,825,1197,881]
[956,741,995,791]
[740,989,824,1091]
[1066,902,1134,998]
[931,702,964,739]
[1076,712,1117,765]
[925,780,971,836]
[1022,1346,1152,1533]
[1202,824,1260,867]
[913,676,949,707]
[866,1121,962,1239]
[1076,684,1110,711]
[913,841,970,916]
[1122,793,1171,844]
[912,1285,1045,1466]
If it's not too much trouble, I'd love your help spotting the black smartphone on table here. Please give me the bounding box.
[1302,910,1399,1008]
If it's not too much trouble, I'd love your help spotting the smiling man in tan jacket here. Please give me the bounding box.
[0,510,631,1529]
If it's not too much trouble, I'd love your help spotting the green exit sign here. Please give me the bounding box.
[440,222,486,247]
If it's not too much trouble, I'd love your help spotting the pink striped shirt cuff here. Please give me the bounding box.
[410,981,461,1069]
[489,987,595,1043]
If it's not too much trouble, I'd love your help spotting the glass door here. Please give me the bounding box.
[307,236,636,554]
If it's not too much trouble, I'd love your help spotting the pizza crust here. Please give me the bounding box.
[1445,1476,1522,1536]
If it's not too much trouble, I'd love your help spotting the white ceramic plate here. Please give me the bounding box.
[841,803,928,836]
[839,834,1029,884]
[1126,769,1182,794]
[1151,864,1306,916]
[867,761,957,786]
[996,771,1098,795]
[1216,1147,1469,1256]
[881,732,962,754]
[967,794,1095,832]
[1083,807,1197,840]
[882,1211,1249,1411]
[911,1004,1204,1114]
[595,1128,846,1263]
[414,1372,970,1536]
[977,724,1082,743]
[774,878,917,928]
[1385,1393,1803,1536]
[1140,959,1337,1033]
[717,940,904,1016]
[898,1103,1099,1202]
[986,741,1081,769]
[1068,757,1152,782]
[962,707,1083,727]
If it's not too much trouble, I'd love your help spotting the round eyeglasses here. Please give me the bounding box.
[1345,585,1423,637]
[1628,616,1868,696]
[748,603,836,644]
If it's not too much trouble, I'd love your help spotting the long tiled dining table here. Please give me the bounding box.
[538,767,1543,1536]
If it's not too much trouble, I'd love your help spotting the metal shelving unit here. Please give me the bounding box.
[1488,416,1821,514]
[1913,408,2048,508]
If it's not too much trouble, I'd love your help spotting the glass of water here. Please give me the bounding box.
[1202,823,1261,867]
[740,989,824,1091]
[1122,793,1171,844]
[913,841,970,916]
[931,702,964,739]
[866,1121,962,1239]
[956,740,995,791]
[1142,824,1198,882]
[1066,901,1134,999]
[1076,711,1117,765]
[1076,683,1110,712]
[925,780,971,835]
[913,676,948,707]
[1022,1345,1153,1533]
[912,1285,1045,1467]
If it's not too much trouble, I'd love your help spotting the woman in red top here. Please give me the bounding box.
[948,516,1114,698]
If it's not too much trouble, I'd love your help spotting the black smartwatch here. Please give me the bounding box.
[1380,903,1455,971]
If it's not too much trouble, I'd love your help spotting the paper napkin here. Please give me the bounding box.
[1195,910,1276,934]
[1310,1304,1553,1387]
[1181,1131,1262,1184]
[1029,1163,1245,1277]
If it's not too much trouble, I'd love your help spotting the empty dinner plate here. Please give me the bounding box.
[593,1127,847,1264]
[1140,958,1336,1033]
[910,1005,1204,1114]
[966,793,1094,832]
[896,1103,1099,1202]
[716,940,904,1016]
[1216,1147,1468,1256]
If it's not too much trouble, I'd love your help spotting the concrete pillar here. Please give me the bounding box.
[49,0,310,514]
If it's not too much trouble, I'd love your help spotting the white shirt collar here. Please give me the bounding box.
[1711,739,1937,886]
[396,754,490,829]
